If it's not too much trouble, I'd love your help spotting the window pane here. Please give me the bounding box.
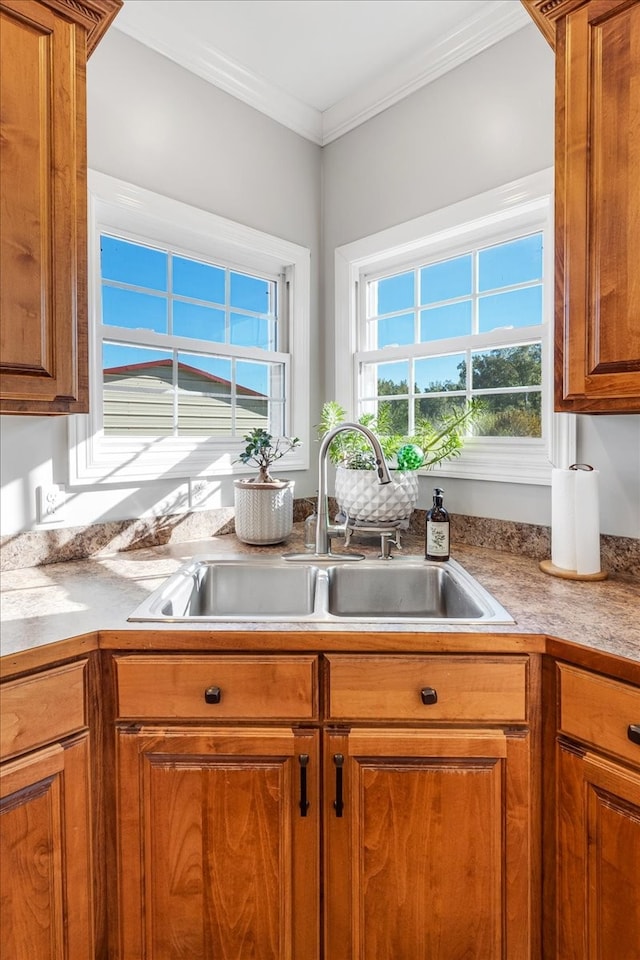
[173,301,225,342]
[479,234,542,292]
[102,286,167,333]
[474,392,542,437]
[230,272,272,313]
[420,254,472,305]
[230,312,270,349]
[416,396,467,427]
[479,286,542,333]
[177,353,231,396]
[376,312,414,348]
[375,272,414,314]
[415,354,466,393]
[237,359,276,398]
[176,353,233,436]
[378,398,409,435]
[103,343,173,436]
[420,301,472,341]
[101,236,167,291]
[173,256,225,303]
[362,360,409,396]
[471,344,542,389]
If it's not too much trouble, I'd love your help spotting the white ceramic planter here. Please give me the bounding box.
[234,479,295,545]
[334,466,419,522]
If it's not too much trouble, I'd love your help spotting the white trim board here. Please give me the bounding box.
[113,1,530,146]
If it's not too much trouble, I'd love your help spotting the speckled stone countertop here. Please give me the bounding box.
[1,526,638,672]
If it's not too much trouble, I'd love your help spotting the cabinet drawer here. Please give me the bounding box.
[327,655,528,722]
[0,660,87,761]
[558,663,640,767]
[115,655,318,720]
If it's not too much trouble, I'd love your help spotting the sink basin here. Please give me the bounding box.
[130,560,319,620]
[128,556,513,625]
[326,562,487,619]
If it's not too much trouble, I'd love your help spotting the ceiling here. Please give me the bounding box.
[113,0,530,145]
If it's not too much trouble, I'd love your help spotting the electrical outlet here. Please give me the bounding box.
[189,478,219,509]
[37,484,66,523]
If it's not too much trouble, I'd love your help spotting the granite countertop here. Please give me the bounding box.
[1,526,638,668]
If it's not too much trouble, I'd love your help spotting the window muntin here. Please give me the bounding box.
[360,231,544,440]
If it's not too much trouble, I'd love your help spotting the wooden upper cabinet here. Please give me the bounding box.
[0,0,121,415]
[523,0,640,411]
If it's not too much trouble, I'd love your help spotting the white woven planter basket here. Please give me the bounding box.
[234,479,294,545]
[334,466,419,522]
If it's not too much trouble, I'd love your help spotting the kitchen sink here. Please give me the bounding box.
[131,560,319,620]
[325,561,487,619]
[128,556,514,624]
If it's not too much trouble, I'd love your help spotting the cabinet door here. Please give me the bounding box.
[557,743,640,960]
[555,0,640,411]
[116,725,320,960]
[0,0,89,413]
[324,728,536,960]
[0,735,94,960]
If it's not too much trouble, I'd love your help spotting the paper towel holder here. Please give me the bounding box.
[540,461,608,581]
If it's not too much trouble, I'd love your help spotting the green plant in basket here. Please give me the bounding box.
[318,400,478,471]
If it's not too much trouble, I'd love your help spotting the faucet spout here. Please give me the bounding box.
[315,422,391,558]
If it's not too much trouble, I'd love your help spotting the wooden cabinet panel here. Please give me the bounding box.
[558,662,640,765]
[115,725,320,960]
[0,0,87,412]
[555,0,640,410]
[114,654,317,720]
[327,654,528,722]
[557,744,640,959]
[0,0,121,414]
[324,727,536,960]
[0,735,94,960]
[0,660,86,760]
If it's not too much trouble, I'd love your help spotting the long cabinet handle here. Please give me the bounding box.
[628,724,640,746]
[333,753,344,818]
[298,754,310,817]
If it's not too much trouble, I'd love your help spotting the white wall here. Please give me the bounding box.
[321,24,640,538]
[0,30,322,536]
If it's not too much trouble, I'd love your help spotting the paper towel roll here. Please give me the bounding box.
[550,466,601,575]
[573,468,601,574]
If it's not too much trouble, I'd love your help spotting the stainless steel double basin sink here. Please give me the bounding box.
[128,556,514,625]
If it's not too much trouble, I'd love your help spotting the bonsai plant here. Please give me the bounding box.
[233,428,301,544]
[318,400,476,523]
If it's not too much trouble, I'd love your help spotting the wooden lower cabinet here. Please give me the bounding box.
[324,727,535,960]
[0,734,94,960]
[554,661,640,960]
[115,725,320,960]
[556,743,640,960]
[111,652,537,959]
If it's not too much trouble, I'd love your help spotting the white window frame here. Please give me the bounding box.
[334,169,575,484]
[69,171,310,484]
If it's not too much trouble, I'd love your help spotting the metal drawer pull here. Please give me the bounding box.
[298,754,310,817]
[628,724,640,746]
[420,686,438,705]
[333,753,344,818]
[204,686,222,704]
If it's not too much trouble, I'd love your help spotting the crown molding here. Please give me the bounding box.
[114,0,530,147]
[322,1,531,144]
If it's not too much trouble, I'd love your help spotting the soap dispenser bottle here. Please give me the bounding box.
[425,487,450,560]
